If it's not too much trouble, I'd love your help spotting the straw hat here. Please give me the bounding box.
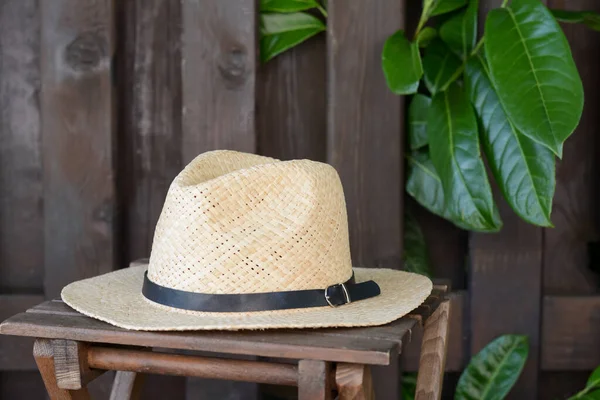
[62,150,432,331]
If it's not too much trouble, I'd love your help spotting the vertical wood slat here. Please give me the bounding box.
[327,0,404,269]
[120,0,183,262]
[40,0,116,299]
[257,36,326,162]
[0,0,43,293]
[543,0,600,295]
[118,0,187,397]
[0,0,44,393]
[181,1,258,398]
[181,0,257,163]
[327,1,404,399]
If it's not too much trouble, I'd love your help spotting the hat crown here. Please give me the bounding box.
[147,150,352,294]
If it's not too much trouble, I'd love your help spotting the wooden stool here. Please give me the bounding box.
[0,274,450,400]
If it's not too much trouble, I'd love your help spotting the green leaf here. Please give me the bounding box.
[422,39,463,94]
[382,31,423,95]
[465,55,555,227]
[579,391,600,400]
[440,0,478,59]
[431,0,468,17]
[406,150,472,230]
[403,211,432,277]
[402,372,417,400]
[408,94,431,150]
[455,335,529,400]
[417,27,438,48]
[427,82,501,232]
[484,0,584,158]
[587,366,600,390]
[260,0,319,13]
[260,13,325,62]
[551,9,600,31]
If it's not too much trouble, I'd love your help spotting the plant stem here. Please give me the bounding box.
[317,4,328,18]
[501,0,510,7]
[470,37,485,57]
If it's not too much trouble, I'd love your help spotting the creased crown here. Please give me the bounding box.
[147,150,352,294]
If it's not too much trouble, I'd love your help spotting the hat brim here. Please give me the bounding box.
[61,266,433,331]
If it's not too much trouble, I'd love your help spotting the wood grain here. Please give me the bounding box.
[257,35,326,162]
[52,340,103,390]
[181,0,257,163]
[0,309,395,365]
[119,0,183,263]
[0,0,43,292]
[415,300,450,400]
[34,339,90,400]
[40,0,116,298]
[87,346,298,386]
[335,364,374,400]
[0,294,44,370]
[541,295,600,370]
[544,0,600,294]
[404,292,466,373]
[109,371,145,400]
[327,0,404,269]
[298,360,332,400]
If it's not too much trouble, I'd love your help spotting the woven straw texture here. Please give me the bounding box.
[148,150,351,294]
[62,265,433,331]
[61,150,433,331]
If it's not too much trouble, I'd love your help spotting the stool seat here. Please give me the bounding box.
[1,274,449,400]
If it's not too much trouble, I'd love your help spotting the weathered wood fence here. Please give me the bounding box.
[0,0,599,398]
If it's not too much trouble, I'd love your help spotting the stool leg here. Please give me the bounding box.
[110,371,145,400]
[298,360,333,400]
[33,339,90,400]
[414,299,451,400]
[335,363,374,400]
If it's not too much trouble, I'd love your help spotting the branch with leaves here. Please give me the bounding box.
[382,0,589,232]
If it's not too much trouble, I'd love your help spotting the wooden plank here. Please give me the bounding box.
[87,346,298,386]
[181,0,257,163]
[541,295,600,370]
[0,0,44,292]
[110,371,144,400]
[404,292,466,373]
[414,204,468,290]
[544,0,600,294]
[539,372,590,400]
[327,0,404,269]
[335,364,374,400]
[0,294,44,370]
[469,202,542,398]
[298,360,332,400]
[40,0,116,299]
[119,0,183,262]
[257,35,326,161]
[0,312,394,365]
[415,300,450,400]
[33,339,91,400]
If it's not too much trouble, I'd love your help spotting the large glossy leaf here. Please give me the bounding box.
[588,366,600,389]
[403,211,432,277]
[422,39,462,94]
[431,0,467,17]
[465,55,555,227]
[455,335,529,400]
[485,0,584,158]
[406,150,472,230]
[260,13,325,62]
[408,94,431,150]
[427,82,501,232]
[440,0,478,59]
[382,31,423,95]
[260,0,319,13]
[551,9,600,31]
